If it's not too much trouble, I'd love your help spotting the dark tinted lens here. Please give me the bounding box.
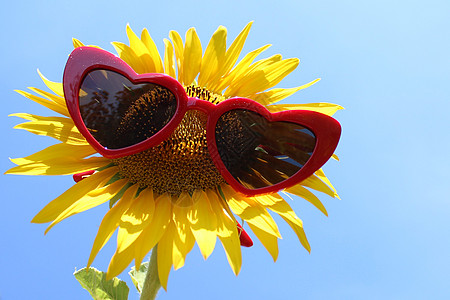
[79,70,177,149]
[215,109,316,189]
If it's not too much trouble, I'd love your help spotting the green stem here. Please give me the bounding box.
[140,246,161,300]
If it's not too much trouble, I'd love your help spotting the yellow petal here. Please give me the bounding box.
[254,194,310,252]
[248,223,279,261]
[106,186,149,279]
[224,53,282,96]
[9,143,95,164]
[226,193,281,238]
[37,70,64,97]
[171,196,196,270]
[45,178,129,233]
[134,193,172,268]
[106,242,135,280]
[282,215,310,252]
[116,188,154,251]
[14,90,69,117]
[87,186,137,267]
[169,30,184,82]
[7,155,107,176]
[253,79,320,105]
[232,58,299,97]
[163,39,176,78]
[215,44,271,93]
[72,38,102,50]
[10,113,87,145]
[332,154,340,161]
[7,141,101,177]
[32,167,118,223]
[171,232,185,271]
[215,185,238,224]
[209,21,253,92]
[171,230,184,271]
[72,38,84,48]
[111,42,146,74]
[198,26,227,87]
[27,87,67,110]
[207,191,232,239]
[126,24,156,73]
[141,28,164,73]
[300,175,336,198]
[222,21,253,72]
[188,190,217,260]
[209,191,242,275]
[182,28,202,85]
[315,168,340,199]
[285,185,328,216]
[129,232,146,271]
[267,102,344,116]
[158,223,175,290]
[255,194,301,225]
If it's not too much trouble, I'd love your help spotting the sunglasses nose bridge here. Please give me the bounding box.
[185,97,216,114]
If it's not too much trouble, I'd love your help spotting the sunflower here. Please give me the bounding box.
[6,22,342,289]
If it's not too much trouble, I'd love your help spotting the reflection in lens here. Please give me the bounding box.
[79,70,177,149]
[215,109,316,189]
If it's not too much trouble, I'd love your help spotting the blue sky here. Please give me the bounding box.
[1,0,449,299]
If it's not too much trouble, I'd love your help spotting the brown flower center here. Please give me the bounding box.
[113,85,227,196]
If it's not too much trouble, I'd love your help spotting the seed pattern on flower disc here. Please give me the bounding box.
[113,85,227,196]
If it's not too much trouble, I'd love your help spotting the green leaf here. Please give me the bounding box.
[128,262,149,293]
[74,267,129,300]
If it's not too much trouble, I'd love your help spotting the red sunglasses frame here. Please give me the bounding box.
[63,46,341,196]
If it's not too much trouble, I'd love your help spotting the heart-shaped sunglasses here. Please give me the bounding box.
[63,47,341,196]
